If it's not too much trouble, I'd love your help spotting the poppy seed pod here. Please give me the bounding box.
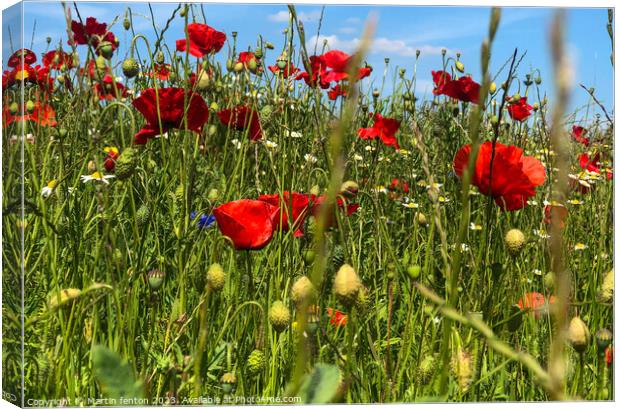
[417,354,436,385]
[9,101,18,114]
[290,276,316,308]
[97,41,114,59]
[302,249,316,265]
[504,229,526,256]
[122,58,140,78]
[455,61,465,73]
[268,301,290,332]
[25,100,35,113]
[568,316,590,353]
[595,328,613,352]
[147,269,165,291]
[233,62,244,73]
[123,18,131,30]
[136,204,150,226]
[155,51,165,65]
[333,264,362,308]
[114,147,138,180]
[489,82,497,93]
[206,263,226,291]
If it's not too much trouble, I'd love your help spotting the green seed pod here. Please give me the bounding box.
[195,70,210,91]
[455,61,465,73]
[254,47,263,59]
[407,265,421,280]
[207,188,219,202]
[416,354,436,385]
[265,42,274,50]
[302,249,316,265]
[233,62,244,73]
[122,58,140,78]
[135,204,150,226]
[25,100,35,113]
[123,18,131,30]
[9,101,18,114]
[595,328,613,352]
[226,59,234,72]
[277,60,287,70]
[114,148,138,180]
[97,41,114,59]
[179,5,187,17]
[246,350,265,375]
[147,269,165,291]
[206,263,226,291]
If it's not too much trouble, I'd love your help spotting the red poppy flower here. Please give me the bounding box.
[94,76,128,100]
[311,195,359,228]
[579,152,601,173]
[296,55,331,89]
[389,178,410,194]
[507,97,533,122]
[3,102,57,127]
[268,62,299,78]
[544,204,568,229]
[42,50,74,70]
[8,49,37,68]
[605,346,613,367]
[327,84,347,101]
[432,70,451,95]
[517,292,547,319]
[217,105,262,141]
[213,199,279,250]
[176,23,226,58]
[257,192,315,238]
[81,60,111,80]
[103,147,119,171]
[321,50,372,83]
[453,141,546,211]
[357,113,400,149]
[326,308,347,327]
[70,17,117,54]
[132,87,209,144]
[237,51,261,72]
[146,63,171,81]
[571,125,589,146]
[443,76,480,103]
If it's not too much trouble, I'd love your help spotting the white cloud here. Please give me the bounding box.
[307,34,448,57]
[268,9,322,23]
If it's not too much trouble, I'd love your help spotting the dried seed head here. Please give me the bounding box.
[246,350,265,375]
[597,269,614,303]
[147,269,165,291]
[595,328,613,352]
[451,348,474,393]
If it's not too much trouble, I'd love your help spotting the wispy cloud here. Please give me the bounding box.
[307,34,448,57]
[268,9,322,23]
[339,27,357,34]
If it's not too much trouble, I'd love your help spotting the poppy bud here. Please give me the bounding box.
[407,265,421,280]
[302,249,315,265]
[207,188,219,202]
[248,58,258,72]
[246,350,265,375]
[9,101,18,114]
[504,228,526,256]
[123,18,131,30]
[231,31,238,38]
[206,263,226,291]
[87,160,97,173]
[451,348,474,393]
[25,100,35,113]
[47,288,82,309]
[597,269,614,302]
[455,61,465,73]
[122,58,140,78]
[290,276,316,308]
[399,68,406,78]
[136,204,150,226]
[147,269,165,291]
[416,49,421,58]
[195,70,210,91]
[115,147,138,180]
[46,36,52,44]
[268,301,291,332]
[179,5,187,17]
[490,115,499,125]
[535,76,542,85]
[441,48,446,56]
[233,62,244,73]
[58,128,68,138]
[568,316,590,353]
[595,328,613,352]
[265,42,274,50]
[415,212,428,227]
[384,57,390,64]
[501,81,508,90]
[254,47,263,59]
[333,264,362,308]
[543,272,555,290]
[209,101,219,112]
[276,60,287,70]
[511,92,521,103]
[532,102,539,111]
[489,82,497,93]
[220,372,237,394]
[372,89,380,98]
[97,41,114,59]
[340,180,359,199]
[155,51,165,65]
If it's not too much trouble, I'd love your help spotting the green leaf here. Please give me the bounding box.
[298,364,341,404]
[92,345,144,402]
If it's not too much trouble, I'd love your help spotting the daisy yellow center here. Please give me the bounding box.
[47,179,57,189]
[91,172,103,179]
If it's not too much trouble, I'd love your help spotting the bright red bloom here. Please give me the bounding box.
[3,102,57,127]
[544,204,568,229]
[453,141,546,211]
[432,70,451,95]
[217,105,262,141]
[213,199,279,250]
[296,55,330,89]
[605,346,613,367]
[103,147,119,171]
[579,152,601,173]
[42,50,75,70]
[507,97,533,122]
[94,76,128,100]
[571,125,589,146]
[357,113,400,149]
[69,17,117,54]
[389,178,410,194]
[132,87,209,145]
[296,50,371,88]
[326,308,347,327]
[176,23,226,58]
[268,62,299,78]
[8,49,36,68]
[327,84,347,101]
[237,51,261,73]
[257,192,314,237]
[517,292,547,319]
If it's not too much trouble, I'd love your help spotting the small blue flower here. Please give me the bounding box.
[191,211,215,229]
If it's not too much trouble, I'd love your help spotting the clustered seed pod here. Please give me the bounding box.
[268,301,291,332]
[148,269,165,291]
[504,228,526,256]
[451,348,474,393]
[567,316,590,353]
[595,328,613,352]
[246,349,265,375]
[333,264,362,308]
[206,263,226,291]
[290,276,316,308]
[114,147,138,180]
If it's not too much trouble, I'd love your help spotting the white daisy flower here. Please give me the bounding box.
[533,229,551,239]
[41,180,57,198]
[353,154,363,161]
[402,202,419,209]
[289,131,303,138]
[80,172,115,184]
[263,140,278,150]
[469,223,482,231]
[573,243,588,251]
[231,138,242,149]
[304,154,317,164]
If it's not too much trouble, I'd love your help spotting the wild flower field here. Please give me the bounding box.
[1,2,615,405]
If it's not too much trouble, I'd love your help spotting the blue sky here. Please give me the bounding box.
[2,1,614,121]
